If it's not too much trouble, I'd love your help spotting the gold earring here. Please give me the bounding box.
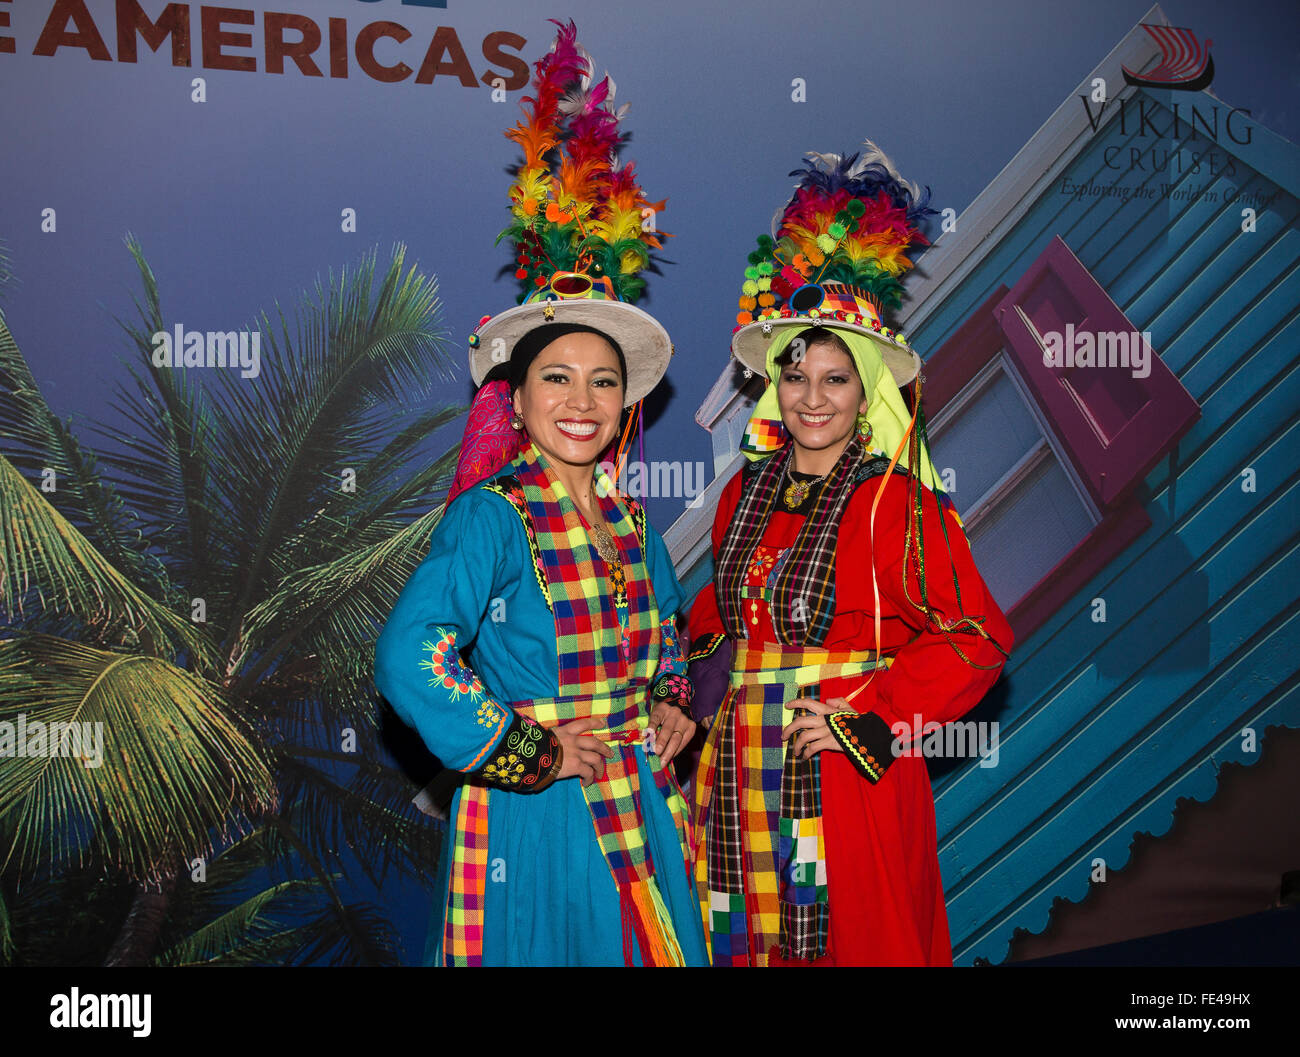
[509,413,523,431]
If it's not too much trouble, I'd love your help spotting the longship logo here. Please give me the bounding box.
[1122,25,1214,92]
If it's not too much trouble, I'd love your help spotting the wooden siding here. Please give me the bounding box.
[905,87,1300,963]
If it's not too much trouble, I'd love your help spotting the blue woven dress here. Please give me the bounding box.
[375,446,708,966]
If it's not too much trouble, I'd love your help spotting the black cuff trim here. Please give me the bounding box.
[827,710,896,784]
[687,633,727,664]
[651,671,694,716]
[474,713,561,793]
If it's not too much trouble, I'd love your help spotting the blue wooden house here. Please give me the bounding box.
[665,8,1300,963]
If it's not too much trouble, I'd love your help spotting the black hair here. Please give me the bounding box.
[483,323,627,394]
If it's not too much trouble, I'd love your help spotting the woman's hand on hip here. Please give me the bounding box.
[647,702,697,768]
[782,696,850,759]
[553,716,616,787]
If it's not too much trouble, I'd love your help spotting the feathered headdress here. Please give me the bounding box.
[452,22,675,501]
[731,141,935,385]
[724,143,1009,687]
[498,20,667,305]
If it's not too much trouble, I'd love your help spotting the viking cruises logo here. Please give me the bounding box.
[1122,24,1214,92]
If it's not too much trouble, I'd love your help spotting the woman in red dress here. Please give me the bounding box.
[687,145,1013,966]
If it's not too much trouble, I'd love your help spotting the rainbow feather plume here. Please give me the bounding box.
[737,141,935,325]
[498,20,666,304]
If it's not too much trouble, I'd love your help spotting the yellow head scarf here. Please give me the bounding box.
[741,326,944,493]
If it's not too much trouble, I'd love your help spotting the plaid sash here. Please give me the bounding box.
[714,432,867,645]
[693,642,888,965]
[443,443,691,965]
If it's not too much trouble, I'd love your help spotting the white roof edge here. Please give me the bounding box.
[898,4,1168,334]
[664,452,742,562]
[694,360,746,429]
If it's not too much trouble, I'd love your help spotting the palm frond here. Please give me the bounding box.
[153,877,320,966]
[236,502,447,690]
[0,454,215,665]
[92,235,221,596]
[273,748,440,889]
[179,924,313,966]
[0,316,162,591]
[292,901,404,967]
[263,815,402,965]
[194,247,451,648]
[0,635,276,881]
[0,883,13,964]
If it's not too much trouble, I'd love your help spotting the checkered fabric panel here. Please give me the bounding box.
[740,415,788,455]
[443,788,490,966]
[694,641,887,964]
[516,445,659,694]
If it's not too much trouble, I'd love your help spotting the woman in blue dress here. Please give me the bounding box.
[375,307,706,967]
[374,20,706,966]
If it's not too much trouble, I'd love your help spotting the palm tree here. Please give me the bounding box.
[0,238,461,965]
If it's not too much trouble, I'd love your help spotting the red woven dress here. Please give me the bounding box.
[688,459,1013,966]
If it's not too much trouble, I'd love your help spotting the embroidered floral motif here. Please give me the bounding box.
[607,556,627,605]
[482,752,526,785]
[474,715,559,791]
[420,629,492,709]
[475,699,503,729]
[652,672,694,703]
[505,716,544,759]
[744,545,791,595]
[656,617,685,677]
[747,548,776,580]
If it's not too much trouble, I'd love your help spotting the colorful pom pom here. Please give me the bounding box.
[742,279,759,296]
[846,199,866,217]
[758,293,776,307]
[739,295,757,311]
[829,222,846,239]
[816,233,836,253]
[737,312,753,325]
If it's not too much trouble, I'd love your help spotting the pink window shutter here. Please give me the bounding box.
[994,236,1200,507]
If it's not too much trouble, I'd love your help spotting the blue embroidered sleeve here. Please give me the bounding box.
[374,489,519,773]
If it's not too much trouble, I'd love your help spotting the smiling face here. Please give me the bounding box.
[775,338,868,470]
[511,330,625,474]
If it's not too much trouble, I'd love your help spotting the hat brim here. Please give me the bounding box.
[471,300,673,407]
[732,317,921,387]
